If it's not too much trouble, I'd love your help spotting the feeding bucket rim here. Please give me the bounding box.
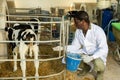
[66,53,82,60]
[67,55,82,60]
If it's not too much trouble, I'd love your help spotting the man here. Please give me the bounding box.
[53,11,108,80]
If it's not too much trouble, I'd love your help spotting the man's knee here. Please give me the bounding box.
[94,58,105,72]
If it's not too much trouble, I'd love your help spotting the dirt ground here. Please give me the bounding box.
[103,53,120,80]
[103,42,120,80]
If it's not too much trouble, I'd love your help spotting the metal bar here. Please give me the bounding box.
[0,40,60,43]
[5,21,62,24]
[6,14,62,19]
[0,55,63,62]
[0,70,65,79]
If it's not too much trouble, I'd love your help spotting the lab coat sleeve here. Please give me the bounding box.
[67,30,85,54]
[67,37,80,52]
[92,28,108,60]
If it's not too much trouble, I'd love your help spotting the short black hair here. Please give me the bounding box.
[68,10,90,25]
[77,11,89,23]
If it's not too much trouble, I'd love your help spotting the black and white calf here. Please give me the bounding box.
[5,23,39,80]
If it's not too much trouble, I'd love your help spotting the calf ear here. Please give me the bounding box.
[5,27,8,31]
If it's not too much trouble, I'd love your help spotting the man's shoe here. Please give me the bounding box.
[77,69,89,76]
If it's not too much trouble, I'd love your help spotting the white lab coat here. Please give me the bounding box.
[67,23,108,65]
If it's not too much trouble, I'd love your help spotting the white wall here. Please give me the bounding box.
[0,0,6,28]
[14,0,97,10]
[0,0,8,60]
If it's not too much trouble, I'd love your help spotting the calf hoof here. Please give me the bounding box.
[35,73,39,78]
[22,78,27,80]
[29,53,33,57]
[13,68,17,72]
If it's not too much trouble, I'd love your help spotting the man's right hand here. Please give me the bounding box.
[52,46,63,51]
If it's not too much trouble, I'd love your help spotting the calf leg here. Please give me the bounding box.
[13,46,19,71]
[29,46,33,57]
[19,42,28,80]
[33,44,39,79]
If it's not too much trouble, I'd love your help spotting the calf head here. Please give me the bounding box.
[19,29,37,45]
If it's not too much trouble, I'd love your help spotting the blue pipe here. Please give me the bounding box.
[104,18,119,41]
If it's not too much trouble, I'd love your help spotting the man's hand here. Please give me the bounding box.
[52,46,63,51]
[81,54,94,63]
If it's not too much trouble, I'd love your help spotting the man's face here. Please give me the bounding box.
[74,18,84,29]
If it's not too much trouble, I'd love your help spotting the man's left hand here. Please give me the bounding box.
[81,54,94,63]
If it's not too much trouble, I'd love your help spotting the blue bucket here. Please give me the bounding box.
[66,53,82,72]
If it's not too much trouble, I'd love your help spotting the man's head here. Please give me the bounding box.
[68,11,90,30]
[76,11,90,25]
